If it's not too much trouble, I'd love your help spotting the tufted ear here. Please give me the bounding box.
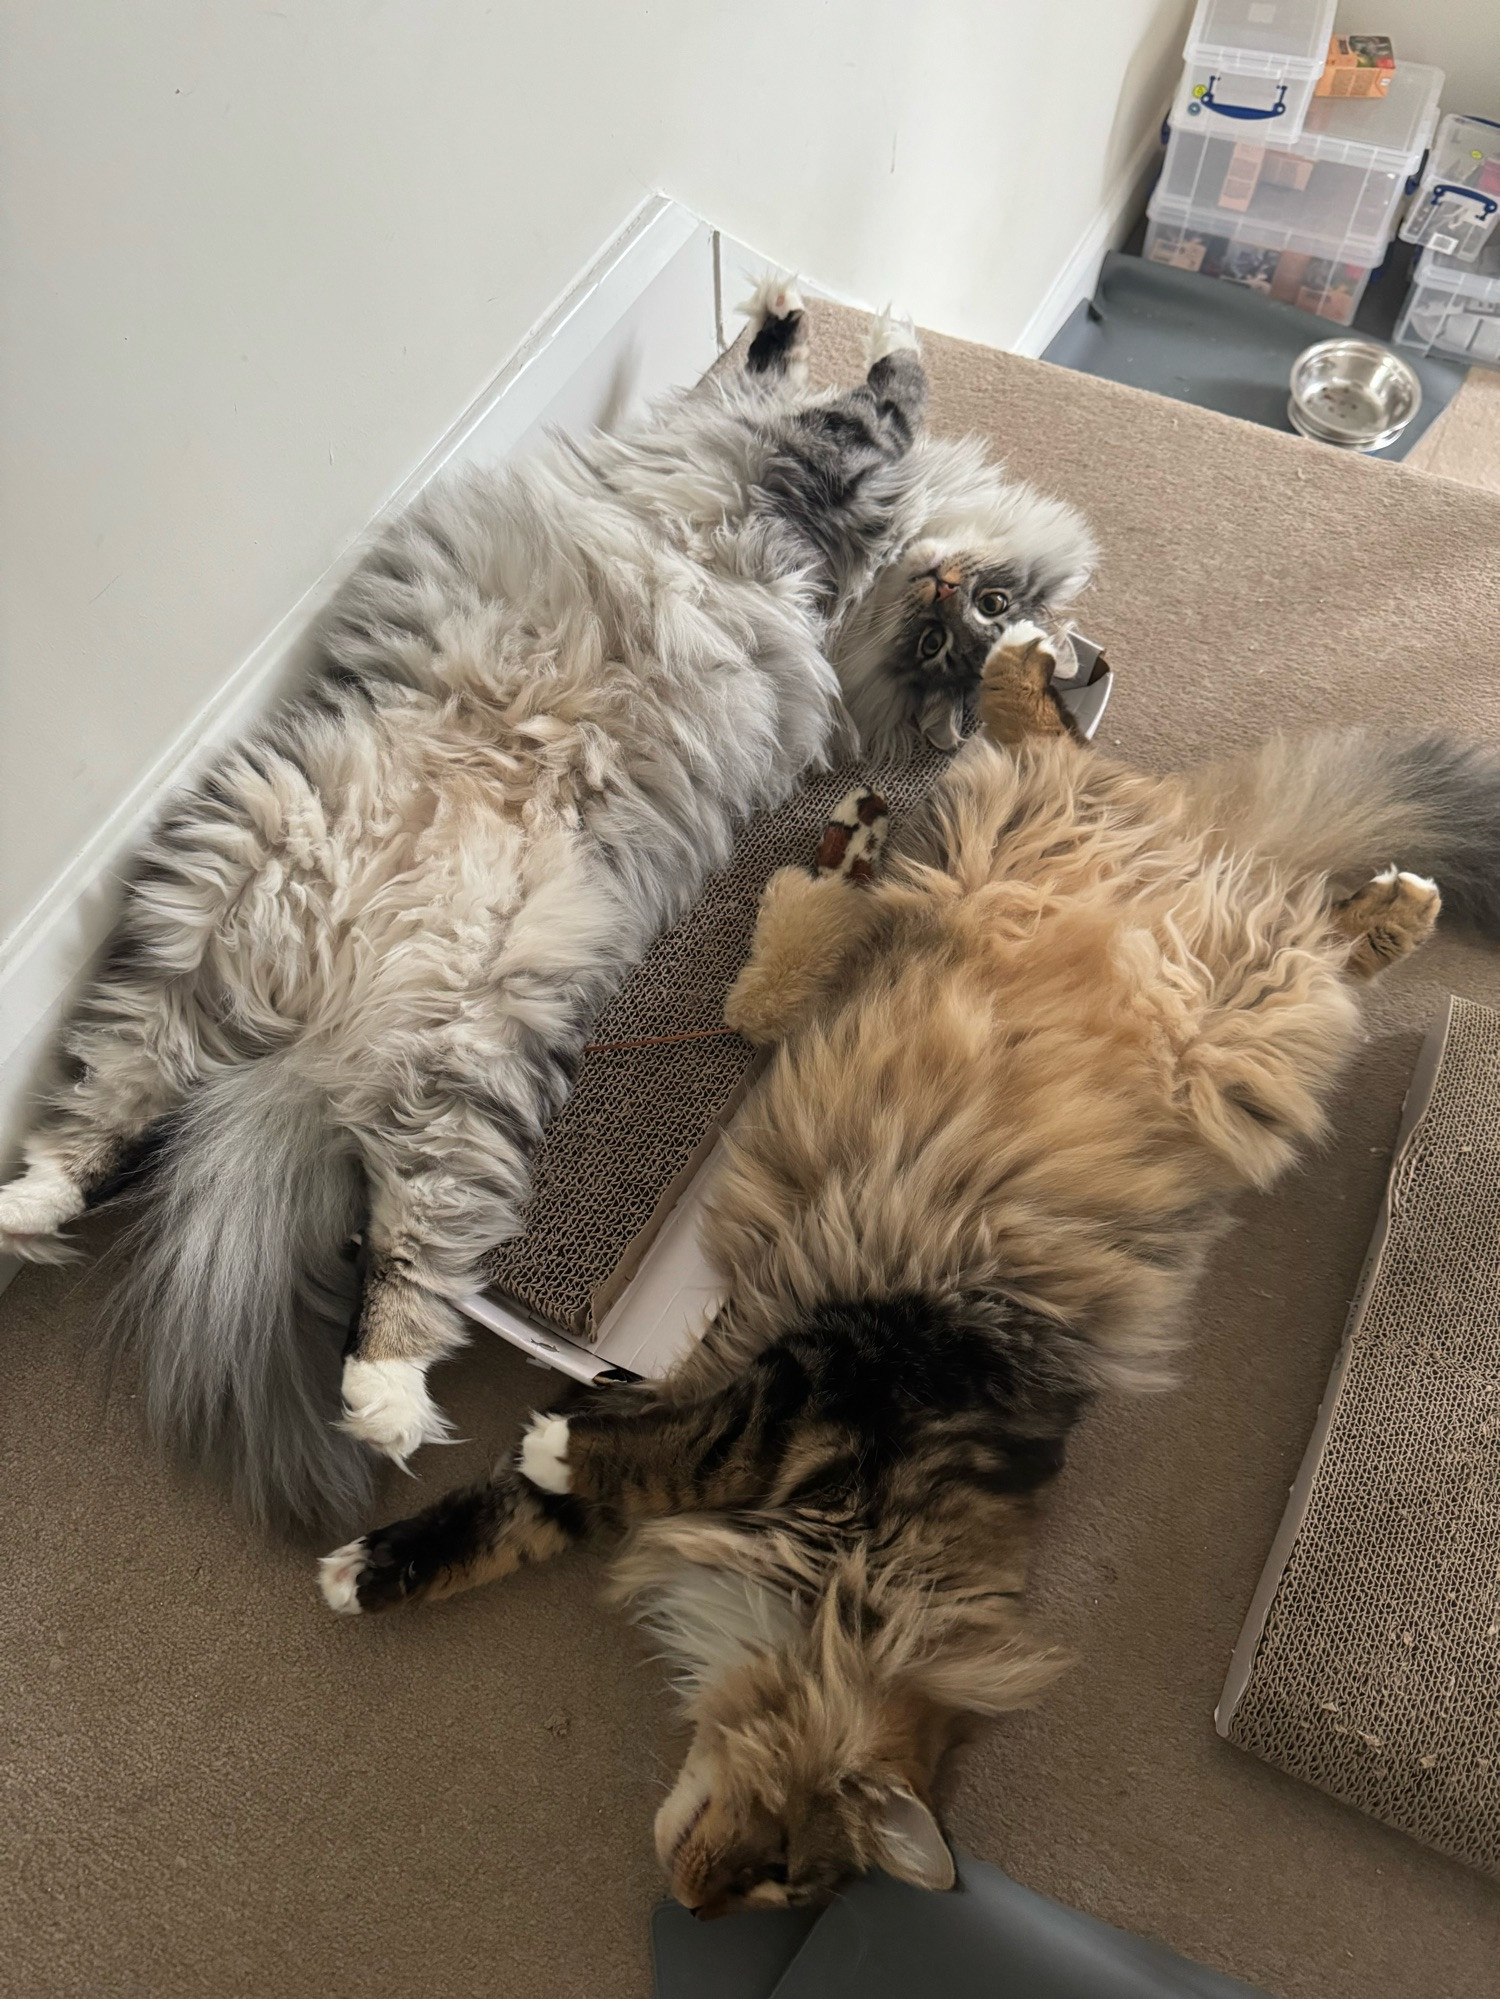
[869,1782,956,1891]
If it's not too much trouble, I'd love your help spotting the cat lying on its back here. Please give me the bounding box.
[0,290,1095,1530]
[320,622,1500,1911]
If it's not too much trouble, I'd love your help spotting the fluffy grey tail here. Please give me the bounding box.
[1200,730,1500,934]
[105,1057,372,1534]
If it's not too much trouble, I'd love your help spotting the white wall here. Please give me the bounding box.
[1,0,1194,964]
[1337,1,1500,118]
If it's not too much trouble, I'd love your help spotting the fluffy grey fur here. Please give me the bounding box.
[0,286,1096,1531]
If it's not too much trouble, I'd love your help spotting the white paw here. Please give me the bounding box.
[519,1412,572,1494]
[737,273,805,328]
[318,1540,368,1615]
[0,1157,86,1260]
[999,617,1051,655]
[339,1356,452,1464]
[866,307,920,366]
[1398,870,1440,894]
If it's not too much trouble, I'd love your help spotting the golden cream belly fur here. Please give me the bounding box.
[317,624,1500,1913]
[710,732,1369,1386]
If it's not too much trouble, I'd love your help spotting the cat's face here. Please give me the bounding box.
[848,536,1082,750]
[655,1730,954,1918]
[889,540,1035,700]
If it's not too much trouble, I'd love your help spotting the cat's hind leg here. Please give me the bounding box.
[1177,898,1375,1188]
[2,730,353,1261]
[337,1105,528,1464]
[1331,867,1442,980]
[321,1376,774,1614]
[319,1461,579,1613]
[0,915,205,1259]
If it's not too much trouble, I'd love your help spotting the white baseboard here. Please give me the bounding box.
[0,195,722,1203]
[1009,111,1165,359]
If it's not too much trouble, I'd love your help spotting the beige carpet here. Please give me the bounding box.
[6,305,1500,1999]
[1407,367,1500,496]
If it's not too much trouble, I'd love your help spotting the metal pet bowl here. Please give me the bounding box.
[1288,337,1421,453]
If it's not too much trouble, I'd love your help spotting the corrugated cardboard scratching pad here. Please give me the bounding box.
[481,743,954,1337]
[1219,995,1500,1876]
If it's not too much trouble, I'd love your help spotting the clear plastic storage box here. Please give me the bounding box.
[1395,234,1500,365]
[1175,0,1338,147]
[1144,215,1373,323]
[1156,64,1443,272]
[1400,113,1500,264]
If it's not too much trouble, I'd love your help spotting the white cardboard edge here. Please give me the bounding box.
[1214,993,1458,1735]
[461,1127,731,1384]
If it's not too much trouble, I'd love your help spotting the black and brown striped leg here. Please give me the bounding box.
[318,1378,780,1617]
[318,1470,583,1615]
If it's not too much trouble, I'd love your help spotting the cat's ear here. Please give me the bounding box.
[869,1782,956,1890]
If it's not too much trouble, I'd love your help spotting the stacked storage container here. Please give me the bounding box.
[1147,0,1443,325]
[1400,114,1500,263]
[1173,0,1336,142]
[1395,233,1500,365]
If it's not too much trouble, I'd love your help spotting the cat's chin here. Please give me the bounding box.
[917,691,963,750]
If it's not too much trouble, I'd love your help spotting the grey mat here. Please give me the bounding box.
[1044,250,1465,461]
[652,1854,1266,1999]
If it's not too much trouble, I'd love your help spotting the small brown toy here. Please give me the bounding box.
[1314,34,1395,99]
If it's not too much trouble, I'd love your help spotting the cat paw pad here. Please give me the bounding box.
[318,1540,371,1615]
[1335,867,1442,976]
[738,273,805,329]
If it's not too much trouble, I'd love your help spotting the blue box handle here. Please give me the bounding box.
[1425,182,1499,219]
[1186,77,1288,122]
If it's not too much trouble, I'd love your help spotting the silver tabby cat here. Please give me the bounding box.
[0,282,1095,1529]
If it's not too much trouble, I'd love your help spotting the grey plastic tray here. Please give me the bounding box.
[1045,249,1465,462]
[652,1852,1265,1999]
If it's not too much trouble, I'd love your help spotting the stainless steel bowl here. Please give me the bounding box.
[1288,337,1421,453]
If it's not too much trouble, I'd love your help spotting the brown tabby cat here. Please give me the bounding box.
[319,622,1500,1915]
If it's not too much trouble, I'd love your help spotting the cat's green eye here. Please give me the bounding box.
[975,588,1010,620]
[918,625,947,661]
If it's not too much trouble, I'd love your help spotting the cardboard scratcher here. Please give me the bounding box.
[463,636,1112,1383]
[465,743,956,1381]
[1218,995,1500,1876]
